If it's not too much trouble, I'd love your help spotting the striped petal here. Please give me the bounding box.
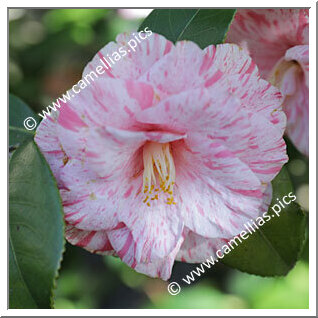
[65,224,115,255]
[116,196,184,264]
[57,78,155,131]
[108,226,184,280]
[83,32,173,80]
[203,44,286,131]
[34,114,66,187]
[176,184,272,262]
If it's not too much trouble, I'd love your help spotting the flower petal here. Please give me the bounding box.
[65,224,115,254]
[59,159,120,231]
[137,86,245,134]
[34,115,66,187]
[283,77,309,156]
[204,44,286,132]
[108,226,184,280]
[176,230,225,263]
[285,45,309,86]
[117,198,184,263]
[140,41,207,95]
[175,155,264,239]
[135,235,184,280]
[58,78,155,131]
[83,32,173,80]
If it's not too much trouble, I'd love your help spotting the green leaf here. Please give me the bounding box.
[9,140,65,308]
[139,9,236,48]
[9,94,37,147]
[221,167,307,276]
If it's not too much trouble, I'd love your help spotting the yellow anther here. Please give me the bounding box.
[143,196,149,203]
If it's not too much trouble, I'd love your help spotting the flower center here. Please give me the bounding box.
[269,60,301,96]
[142,142,176,207]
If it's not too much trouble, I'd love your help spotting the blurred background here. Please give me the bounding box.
[9,9,309,309]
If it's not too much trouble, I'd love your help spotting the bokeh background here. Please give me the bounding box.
[9,8,309,309]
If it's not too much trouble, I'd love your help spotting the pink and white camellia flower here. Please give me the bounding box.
[35,32,288,280]
[227,9,309,156]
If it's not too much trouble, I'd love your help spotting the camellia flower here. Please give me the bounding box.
[227,9,309,156]
[35,32,287,280]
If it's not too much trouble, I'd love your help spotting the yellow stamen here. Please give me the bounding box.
[142,142,176,207]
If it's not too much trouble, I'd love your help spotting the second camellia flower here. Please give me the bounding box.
[35,33,288,279]
[227,9,309,155]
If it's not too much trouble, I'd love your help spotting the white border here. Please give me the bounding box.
[3,1,316,316]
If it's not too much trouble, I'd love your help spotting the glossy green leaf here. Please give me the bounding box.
[221,167,307,276]
[9,94,37,147]
[9,140,65,308]
[139,9,236,48]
